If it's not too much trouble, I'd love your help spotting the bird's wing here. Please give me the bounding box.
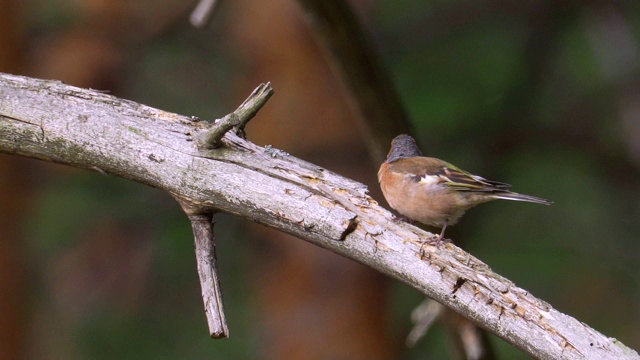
[387,157,512,193]
[431,162,511,192]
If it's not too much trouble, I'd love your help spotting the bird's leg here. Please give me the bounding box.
[436,220,449,243]
[419,220,449,257]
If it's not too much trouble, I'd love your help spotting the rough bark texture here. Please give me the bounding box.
[0,73,638,360]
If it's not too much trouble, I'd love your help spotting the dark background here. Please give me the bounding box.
[1,0,639,359]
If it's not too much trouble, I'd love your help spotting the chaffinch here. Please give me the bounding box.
[378,134,552,240]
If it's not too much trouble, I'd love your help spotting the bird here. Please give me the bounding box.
[378,134,552,241]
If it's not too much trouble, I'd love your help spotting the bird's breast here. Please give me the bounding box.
[378,166,468,227]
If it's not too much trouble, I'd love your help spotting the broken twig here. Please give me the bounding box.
[195,82,273,149]
[188,212,229,338]
[190,0,219,28]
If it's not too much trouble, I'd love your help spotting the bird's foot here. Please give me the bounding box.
[434,235,452,246]
[392,215,414,225]
[418,234,451,258]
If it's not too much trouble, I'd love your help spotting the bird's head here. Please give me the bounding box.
[386,134,422,163]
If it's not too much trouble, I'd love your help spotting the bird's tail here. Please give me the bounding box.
[492,192,553,205]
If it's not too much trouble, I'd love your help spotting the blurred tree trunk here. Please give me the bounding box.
[0,1,28,359]
[0,157,29,360]
[227,0,396,358]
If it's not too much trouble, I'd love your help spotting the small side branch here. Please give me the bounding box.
[190,0,219,28]
[407,299,496,359]
[178,81,275,339]
[188,212,229,338]
[406,298,444,347]
[196,82,274,149]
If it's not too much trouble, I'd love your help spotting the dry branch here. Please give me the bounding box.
[190,0,219,28]
[0,73,638,360]
[195,82,273,149]
[187,212,229,338]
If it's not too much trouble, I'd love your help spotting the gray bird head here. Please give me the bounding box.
[386,134,423,163]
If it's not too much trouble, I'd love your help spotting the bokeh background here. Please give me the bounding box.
[1,0,639,359]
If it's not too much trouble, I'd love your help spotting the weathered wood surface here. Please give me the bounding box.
[1,73,637,359]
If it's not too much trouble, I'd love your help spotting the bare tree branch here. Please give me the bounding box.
[0,73,638,359]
